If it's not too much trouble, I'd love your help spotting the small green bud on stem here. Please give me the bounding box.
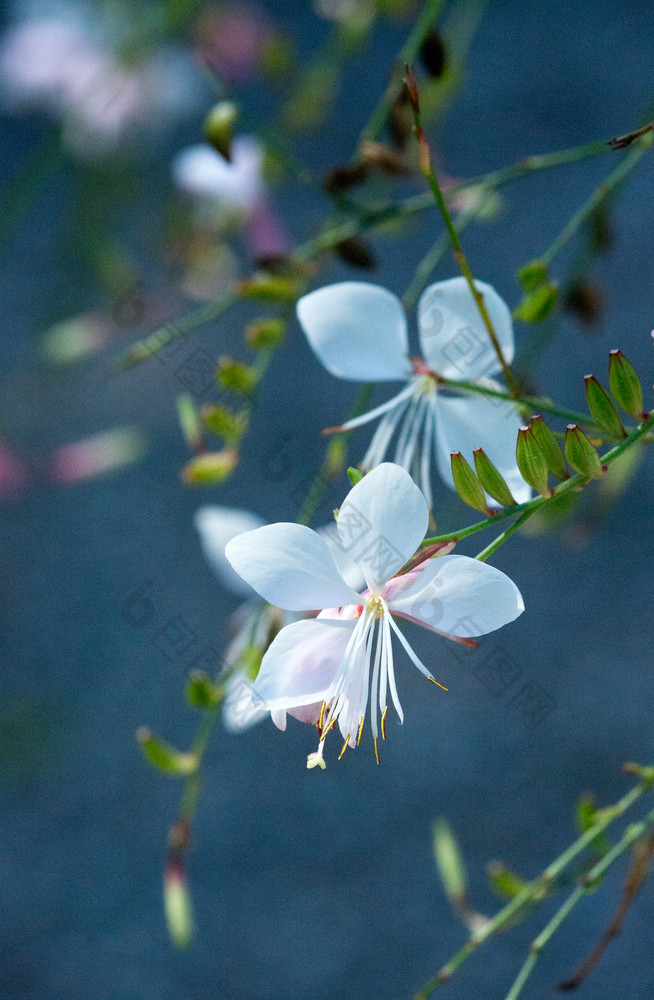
[515,426,550,497]
[472,448,517,507]
[584,375,627,439]
[530,416,569,480]
[181,449,238,485]
[608,349,646,419]
[564,424,604,478]
[204,101,238,161]
[450,452,493,514]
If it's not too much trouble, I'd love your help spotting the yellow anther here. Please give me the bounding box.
[317,700,326,732]
[428,675,449,691]
[374,737,380,764]
[381,705,388,740]
[338,734,351,760]
[357,715,365,746]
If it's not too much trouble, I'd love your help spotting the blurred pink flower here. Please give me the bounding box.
[195,4,273,84]
[0,438,29,499]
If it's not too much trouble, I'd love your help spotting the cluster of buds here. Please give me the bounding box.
[450,348,648,512]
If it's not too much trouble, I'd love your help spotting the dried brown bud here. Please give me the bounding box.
[324,162,370,195]
[359,139,411,177]
[420,29,447,78]
[334,236,377,270]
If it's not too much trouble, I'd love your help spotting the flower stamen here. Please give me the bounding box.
[381,705,388,740]
[338,734,351,760]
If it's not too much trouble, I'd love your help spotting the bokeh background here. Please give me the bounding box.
[1,1,653,998]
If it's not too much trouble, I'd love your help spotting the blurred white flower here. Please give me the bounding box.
[0,15,202,157]
[172,138,290,263]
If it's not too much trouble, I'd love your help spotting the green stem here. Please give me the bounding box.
[437,376,603,428]
[503,805,654,1000]
[474,508,535,561]
[361,0,448,144]
[423,411,654,547]
[415,774,652,999]
[542,134,653,267]
[406,68,519,396]
[114,129,630,370]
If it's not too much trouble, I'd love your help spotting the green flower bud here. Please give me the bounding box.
[217,358,258,395]
[472,448,517,507]
[201,403,246,442]
[515,426,550,497]
[529,415,569,481]
[185,671,223,709]
[177,394,203,451]
[564,424,604,479]
[181,449,238,485]
[432,820,467,915]
[245,317,286,349]
[487,860,528,900]
[136,729,199,776]
[237,273,305,302]
[450,452,491,514]
[204,101,238,161]
[517,259,549,291]
[164,851,194,949]
[608,349,645,419]
[584,375,626,439]
[514,283,559,324]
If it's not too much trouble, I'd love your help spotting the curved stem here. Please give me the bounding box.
[423,411,654,547]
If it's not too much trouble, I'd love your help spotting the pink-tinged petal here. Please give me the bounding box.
[252,618,354,710]
[225,523,361,611]
[194,506,265,597]
[390,554,524,636]
[337,463,428,591]
[297,282,410,382]
[418,277,514,380]
[433,391,531,504]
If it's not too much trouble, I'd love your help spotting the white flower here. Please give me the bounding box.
[195,505,364,733]
[0,17,201,157]
[225,464,524,764]
[173,139,266,213]
[296,277,530,509]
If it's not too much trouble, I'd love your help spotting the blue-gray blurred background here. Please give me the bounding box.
[1,1,653,997]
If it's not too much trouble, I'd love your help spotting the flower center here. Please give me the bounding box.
[364,593,386,617]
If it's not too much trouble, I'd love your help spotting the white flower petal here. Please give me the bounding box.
[252,617,354,710]
[433,391,531,504]
[172,137,264,210]
[390,554,524,635]
[418,277,514,380]
[195,505,265,597]
[297,282,410,382]
[225,523,361,610]
[337,463,428,591]
[318,522,366,592]
[222,673,268,732]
